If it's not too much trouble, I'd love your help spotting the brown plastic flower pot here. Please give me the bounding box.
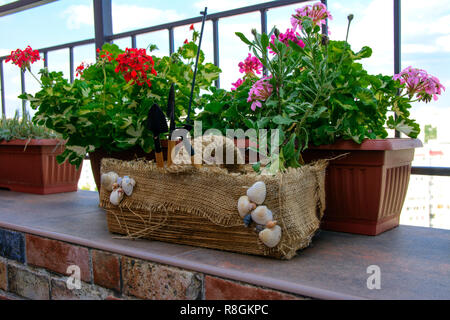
[0,139,82,194]
[302,138,423,236]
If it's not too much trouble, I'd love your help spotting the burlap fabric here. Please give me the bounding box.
[99,158,327,259]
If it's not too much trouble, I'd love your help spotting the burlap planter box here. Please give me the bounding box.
[99,158,327,260]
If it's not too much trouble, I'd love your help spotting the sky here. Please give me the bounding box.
[0,0,449,142]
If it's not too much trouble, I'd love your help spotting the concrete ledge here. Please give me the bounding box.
[0,190,449,300]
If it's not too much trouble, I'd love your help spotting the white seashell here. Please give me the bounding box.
[259,225,282,248]
[101,172,119,192]
[251,206,273,225]
[110,188,124,206]
[247,181,266,205]
[121,176,136,196]
[237,196,256,218]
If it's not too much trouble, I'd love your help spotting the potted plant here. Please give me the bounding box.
[0,111,82,194]
[16,25,220,190]
[197,2,445,235]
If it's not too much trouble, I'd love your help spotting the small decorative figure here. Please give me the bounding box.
[101,171,119,192]
[110,186,124,206]
[237,195,256,218]
[246,181,266,205]
[251,205,273,225]
[120,176,136,196]
[258,221,282,248]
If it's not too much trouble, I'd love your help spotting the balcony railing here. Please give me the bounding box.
[0,0,448,177]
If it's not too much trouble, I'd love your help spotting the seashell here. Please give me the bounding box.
[247,181,266,205]
[101,172,119,191]
[121,176,136,196]
[112,183,120,190]
[266,220,277,229]
[110,188,124,206]
[259,225,282,248]
[117,177,123,186]
[237,196,256,218]
[251,206,273,225]
[243,214,253,228]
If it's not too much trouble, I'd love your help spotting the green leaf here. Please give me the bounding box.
[282,134,296,160]
[235,32,253,46]
[272,115,295,126]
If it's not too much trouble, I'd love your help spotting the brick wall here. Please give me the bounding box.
[0,227,307,300]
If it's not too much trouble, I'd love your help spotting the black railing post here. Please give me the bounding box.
[321,0,328,36]
[131,35,137,48]
[260,9,268,76]
[168,27,175,55]
[93,0,113,52]
[69,47,74,83]
[394,0,401,138]
[43,51,48,68]
[212,19,220,88]
[0,60,5,116]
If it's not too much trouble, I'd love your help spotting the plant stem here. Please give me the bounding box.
[28,69,42,86]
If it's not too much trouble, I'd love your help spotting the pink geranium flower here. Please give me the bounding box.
[393,66,445,102]
[291,2,332,31]
[247,76,273,111]
[269,28,305,54]
[238,53,263,75]
[231,78,244,91]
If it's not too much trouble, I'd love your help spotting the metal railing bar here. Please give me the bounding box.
[168,27,175,55]
[69,47,74,83]
[321,0,328,36]
[260,9,268,76]
[0,0,56,17]
[107,0,309,42]
[0,60,5,116]
[411,167,450,176]
[43,51,48,68]
[394,0,401,138]
[131,35,137,49]
[212,19,220,88]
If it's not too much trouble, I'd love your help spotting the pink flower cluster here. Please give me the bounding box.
[247,76,273,111]
[239,53,263,75]
[269,28,305,54]
[231,78,244,91]
[393,66,445,102]
[291,2,332,31]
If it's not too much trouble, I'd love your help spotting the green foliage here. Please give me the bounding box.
[201,16,420,172]
[19,42,220,168]
[0,110,57,142]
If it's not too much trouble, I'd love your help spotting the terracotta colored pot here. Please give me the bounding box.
[89,141,170,192]
[302,138,423,235]
[0,139,82,194]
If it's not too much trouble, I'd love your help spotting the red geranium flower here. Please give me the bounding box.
[5,46,41,70]
[115,48,157,87]
[189,24,194,31]
[184,39,189,44]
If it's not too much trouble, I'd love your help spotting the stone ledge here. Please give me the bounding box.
[0,190,449,300]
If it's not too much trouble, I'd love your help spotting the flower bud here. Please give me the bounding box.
[251,28,257,36]
[348,14,354,22]
[274,28,280,38]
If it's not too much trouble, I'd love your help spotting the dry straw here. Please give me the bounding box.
[99,158,327,259]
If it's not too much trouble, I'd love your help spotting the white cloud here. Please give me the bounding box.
[62,4,185,33]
